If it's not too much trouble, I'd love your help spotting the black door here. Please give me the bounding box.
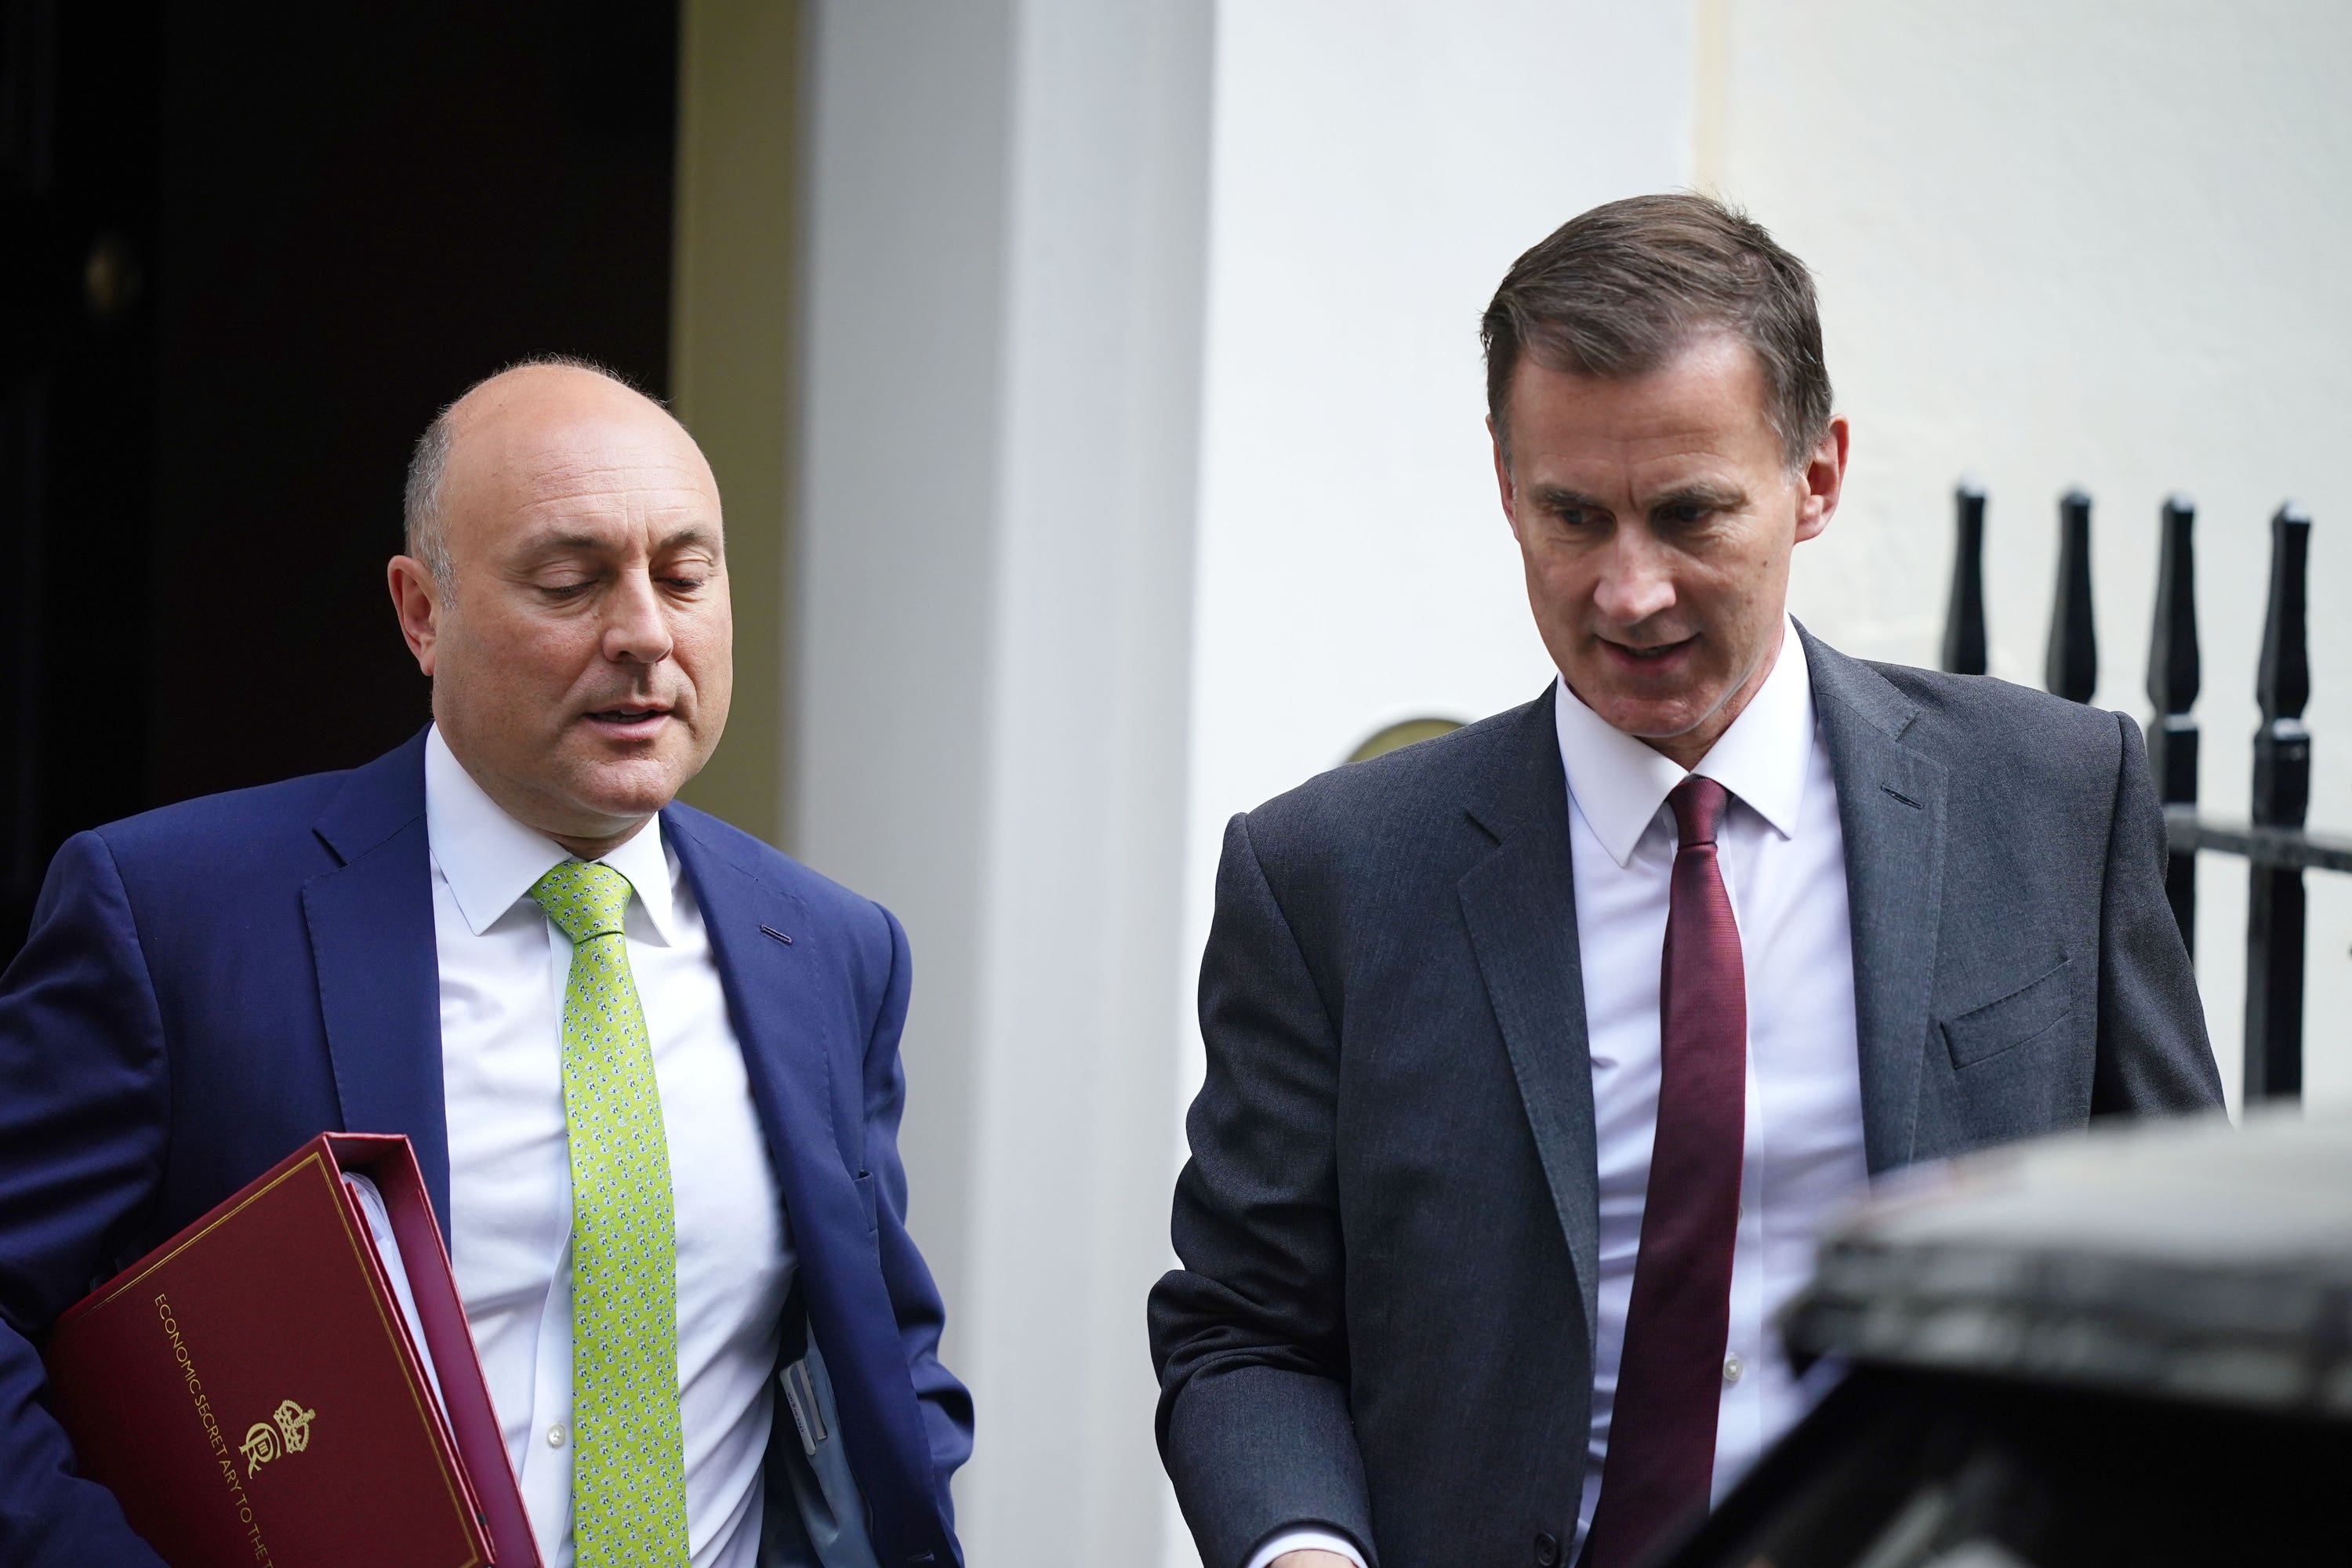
[3,0,679,959]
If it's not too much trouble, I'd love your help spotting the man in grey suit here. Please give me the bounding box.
[1148,194,2223,1568]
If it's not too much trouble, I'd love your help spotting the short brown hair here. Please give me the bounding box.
[1480,192,1831,470]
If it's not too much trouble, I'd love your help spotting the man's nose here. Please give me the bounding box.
[601,569,675,665]
[1592,532,1678,626]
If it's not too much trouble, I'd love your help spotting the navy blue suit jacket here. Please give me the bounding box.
[0,731,971,1567]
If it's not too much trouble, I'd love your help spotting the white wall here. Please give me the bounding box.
[795,5,1012,1471]
[964,1,1212,1555]
[1182,0,1695,896]
[1702,0,2352,1112]
[793,3,1211,1563]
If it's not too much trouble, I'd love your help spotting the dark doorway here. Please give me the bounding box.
[3,1,680,959]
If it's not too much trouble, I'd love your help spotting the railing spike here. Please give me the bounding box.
[2256,501,2313,728]
[2045,488,2098,702]
[1942,480,1988,676]
[2244,502,2314,1102]
[2145,495,2200,952]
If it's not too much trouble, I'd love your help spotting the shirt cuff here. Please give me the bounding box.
[1247,1528,1370,1568]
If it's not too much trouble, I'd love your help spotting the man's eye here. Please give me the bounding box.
[662,575,706,592]
[539,580,594,599]
[1663,503,1711,526]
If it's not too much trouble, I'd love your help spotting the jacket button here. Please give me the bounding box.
[1534,1532,1560,1566]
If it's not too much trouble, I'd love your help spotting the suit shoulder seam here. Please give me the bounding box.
[1234,811,1346,1045]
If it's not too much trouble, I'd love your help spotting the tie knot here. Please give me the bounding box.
[1668,775,1730,848]
[528,858,634,944]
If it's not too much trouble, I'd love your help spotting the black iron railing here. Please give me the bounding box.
[1942,486,2351,1105]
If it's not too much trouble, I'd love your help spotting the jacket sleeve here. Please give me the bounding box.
[2092,713,2227,1116]
[0,833,174,1568]
[861,906,975,1527]
[1149,813,1375,1568]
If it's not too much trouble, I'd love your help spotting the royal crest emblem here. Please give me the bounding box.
[240,1398,318,1476]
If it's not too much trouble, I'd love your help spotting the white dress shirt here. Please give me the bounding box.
[1255,620,1869,1568]
[425,727,796,1568]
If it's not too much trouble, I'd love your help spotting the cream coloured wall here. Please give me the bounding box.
[670,0,799,848]
[1701,0,2352,1111]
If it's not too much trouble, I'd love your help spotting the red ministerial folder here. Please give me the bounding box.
[40,1133,542,1568]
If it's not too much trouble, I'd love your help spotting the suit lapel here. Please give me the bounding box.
[668,810,950,1566]
[662,812,848,1203]
[1457,689,1600,1337]
[303,731,454,1229]
[1801,626,1949,1174]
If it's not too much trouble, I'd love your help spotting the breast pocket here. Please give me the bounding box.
[1942,957,2074,1069]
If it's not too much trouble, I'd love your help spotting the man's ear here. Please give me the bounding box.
[387,556,443,676]
[1795,415,1850,544]
[1490,416,1523,541]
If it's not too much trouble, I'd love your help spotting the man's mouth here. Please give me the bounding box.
[582,705,673,735]
[1600,635,1695,665]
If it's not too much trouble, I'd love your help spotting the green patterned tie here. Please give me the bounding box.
[528,858,691,1568]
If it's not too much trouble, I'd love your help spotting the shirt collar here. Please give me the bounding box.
[423,724,677,942]
[1552,617,1815,868]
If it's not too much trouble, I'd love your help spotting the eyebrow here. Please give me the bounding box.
[655,524,724,557]
[520,524,724,557]
[1525,481,1750,516]
[1529,484,1607,514]
[524,531,607,556]
[1649,481,1748,514]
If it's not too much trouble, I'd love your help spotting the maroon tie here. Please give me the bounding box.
[1586,776,1747,1568]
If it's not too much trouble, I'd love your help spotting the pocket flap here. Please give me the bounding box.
[1941,957,2073,1068]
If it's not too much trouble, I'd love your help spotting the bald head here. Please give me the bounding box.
[403,358,715,590]
[387,358,732,858]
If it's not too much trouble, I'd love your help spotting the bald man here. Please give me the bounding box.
[0,360,970,1568]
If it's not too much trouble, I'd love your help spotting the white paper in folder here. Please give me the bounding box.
[342,1170,450,1417]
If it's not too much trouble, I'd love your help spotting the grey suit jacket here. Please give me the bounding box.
[1147,629,2225,1568]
